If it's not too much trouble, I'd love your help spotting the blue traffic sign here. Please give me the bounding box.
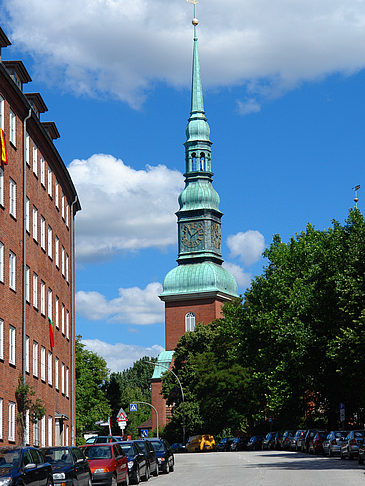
[130,403,138,412]
[141,429,148,438]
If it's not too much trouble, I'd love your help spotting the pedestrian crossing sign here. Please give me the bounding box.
[130,403,138,412]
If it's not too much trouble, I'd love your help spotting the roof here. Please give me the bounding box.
[25,93,48,113]
[151,351,175,379]
[0,27,11,48]
[137,418,152,430]
[42,121,60,139]
[3,60,32,83]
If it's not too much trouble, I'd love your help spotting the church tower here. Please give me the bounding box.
[150,4,237,431]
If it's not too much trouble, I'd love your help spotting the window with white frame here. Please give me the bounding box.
[185,312,196,332]
[55,358,59,390]
[40,155,45,186]
[41,346,46,381]
[0,319,3,359]
[61,304,65,334]
[66,310,69,340]
[25,266,30,302]
[33,142,38,175]
[40,216,45,249]
[40,281,45,315]
[25,133,30,165]
[61,193,65,219]
[9,251,16,290]
[66,254,69,282]
[66,204,69,227]
[33,273,38,308]
[26,197,30,232]
[25,409,30,445]
[0,242,3,282]
[0,95,3,129]
[32,341,38,377]
[33,419,40,446]
[8,401,15,441]
[48,226,52,258]
[25,335,29,373]
[48,168,52,197]
[61,363,65,394]
[48,416,52,446]
[0,398,2,440]
[66,367,69,397]
[55,237,59,268]
[9,109,16,146]
[55,181,59,208]
[55,297,59,328]
[32,206,38,241]
[9,178,16,218]
[41,416,46,447]
[61,247,65,276]
[65,425,69,446]
[0,167,3,206]
[48,288,52,319]
[48,351,52,385]
[9,325,15,365]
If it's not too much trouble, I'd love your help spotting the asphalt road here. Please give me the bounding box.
[147,450,365,485]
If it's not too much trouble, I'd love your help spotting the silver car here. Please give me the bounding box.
[322,431,347,456]
[340,430,365,459]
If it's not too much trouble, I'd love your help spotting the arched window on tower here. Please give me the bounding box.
[185,312,196,332]
[192,153,197,171]
[200,153,205,171]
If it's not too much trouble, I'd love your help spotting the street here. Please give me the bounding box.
[150,450,364,485]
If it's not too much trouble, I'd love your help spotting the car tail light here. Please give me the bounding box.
[331,439,336,445]
[350,439,357,446]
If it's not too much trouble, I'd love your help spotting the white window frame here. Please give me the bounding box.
[66,367,69,397]
[61,363,65,394]
[9,325,15,365]
[40,155,45,186]
[0,167,3,207]
[26,197,30,232]
[55,297,59,328]
[55,237,59,268]
[9,251,16,291]
[25,133,30,166]
[61,304,65,335]
[48,351,52,385]
[0,319,3,359]
[40,346,46,381]
[8,401,15,441]
[9,178,16,218]
[0,398,2,440]
[66,204,69,227]
[25,266,30,302]
[25,335,29,373]
[48,226,53,258]
[41,416,46,447]
[40,216,46,250]
[9,109,16,146]
[32,341,38,377]
[48,288,52,319]
[0,242,3,283]
[33,273,38,308]
[185,312,196,332]
[66,254,69,282]
[33,419,40,447]
[55,181,59,208]
[0,95,4,130]
[25,409,30,445]
[33,142,38,175]
[48,416,53,446]
[61,247,65,276]
[65,425,69,446]
[66,310,69,340]
[47,168,52,197]
[61,194,65,219]
[55,358,59,390]
[40,280,45,315]
[32,206,38,241]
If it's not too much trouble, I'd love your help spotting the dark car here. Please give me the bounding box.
[170,443,186,453]
[247,436,264,451]
[322,431,348,456]
[358,439,365,464]
[85,437,124,445]
[280,430,295,450]
[308,432,326,455]
[41,446,91,486]
[146,439,174,474]
[216,437,235,452]
[290,430,306,451]
[79,443,128,486]
[133,440,158,478]
[301,429,318,453]
[230,437,249,451]
[0,446,53,486]
[272,432,283,450]
[340,430,365,459]
[262,432,276,450]
[118,441,148,484]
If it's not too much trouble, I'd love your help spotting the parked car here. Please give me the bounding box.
[358,439,365,464]
[0,446,53,486]
[79,443,128,486]
[170,443,186,453]
[230,437,249,451]
[291,430,306,451]
[133,440,158,477]
[308,432,326,455]
[185,435,215,452]
[301,430,318,453]
[41,446,91,486]
[118,441,148,483]
[216,437,235,452]
[146,439,174,474]
[322,431,348,456]
[262,432,276,450]
[280,430,295,450]
[340,430,365,459]
[272,432,283,450]
[85,437,124,445]
[247,436,264,451]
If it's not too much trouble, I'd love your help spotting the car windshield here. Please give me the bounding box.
[134,442,147,453]
[355,432,365,438]
[83,446,112,460]
[42,448,73,464]
[119,445,133,455]
[149,441,165,452]
[0,449,21,468]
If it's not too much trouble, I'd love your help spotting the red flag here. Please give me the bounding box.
[48,317,55,348]
[0,129,7,165]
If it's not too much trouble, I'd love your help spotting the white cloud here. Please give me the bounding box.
[237,98,261,115]
[76,282,164,325]
[68,154,184,261]
[5,0,365,106]
[223,262,251,289]
[227,230,265,266]
[81,339,164,372]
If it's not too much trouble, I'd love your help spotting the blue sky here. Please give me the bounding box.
[1,0,363,371]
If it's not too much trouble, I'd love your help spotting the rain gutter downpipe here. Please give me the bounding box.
[70,195,78,445]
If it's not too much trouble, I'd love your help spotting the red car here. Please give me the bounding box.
[79,443,129,486]
[308,432,326,455]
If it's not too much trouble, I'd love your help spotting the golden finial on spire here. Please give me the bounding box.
[353,184,360,208]
[187,0,198,25]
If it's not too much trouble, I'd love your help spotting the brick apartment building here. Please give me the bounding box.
[0,26,81,446]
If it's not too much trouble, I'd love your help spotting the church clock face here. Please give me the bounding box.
[181,222,204,248]
[211,222,221,249]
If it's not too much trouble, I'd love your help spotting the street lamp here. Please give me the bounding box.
[144,360,186,446]
[131,400,159,439]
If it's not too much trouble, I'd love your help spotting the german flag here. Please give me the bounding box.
[0,129,7,164]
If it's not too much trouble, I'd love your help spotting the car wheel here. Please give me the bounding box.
[169,460,174,473]
[141,465,149,482]
[152,463,159,477]
[87,475,92,486]
[164,462,170,474]
[133,467,140,485]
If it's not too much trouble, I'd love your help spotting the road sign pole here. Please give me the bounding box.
[131,401,159,439]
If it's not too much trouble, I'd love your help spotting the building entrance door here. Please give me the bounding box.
[55,419,64,445]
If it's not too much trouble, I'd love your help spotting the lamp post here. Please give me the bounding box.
[131,400,159,439]
[144,360,186,446]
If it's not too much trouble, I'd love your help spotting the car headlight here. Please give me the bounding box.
[127,461,134,470]
[157,458,164,463]
[0,478,12,486]
[93,469,106,474]
[53,473,66,480]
